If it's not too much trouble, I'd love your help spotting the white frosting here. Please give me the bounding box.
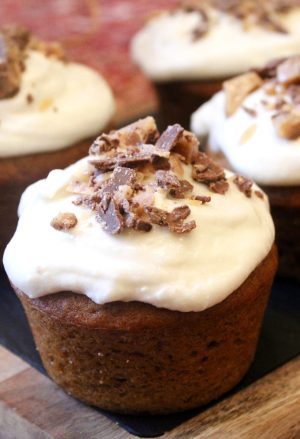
[191,89,300,186]
[131,8,300,81]
[0,50,115,157]
[3,156,274,312]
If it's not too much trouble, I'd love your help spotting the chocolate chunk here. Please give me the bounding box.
[155,124,184,151]
[145,205,196,234]
[277,56,300,85]
[172,130,200,164]
[233,175,253,197]
[192,159,225,183]
[103,167,136,195]
[224,72,263,116]
[272,110,300,140]
[96,199,123,235]
[51,212,78,231]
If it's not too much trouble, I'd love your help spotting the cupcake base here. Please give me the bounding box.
[155,79,224,128]
[0,130,112,259]
[14,245,277,414]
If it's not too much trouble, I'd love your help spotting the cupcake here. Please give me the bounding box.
[191,55,300,279]
[3,117,277,414]
[131,0,300,127]
[0,26,115,257]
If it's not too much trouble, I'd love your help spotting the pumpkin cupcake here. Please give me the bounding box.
[0,26,115,256]
[132,0,300,127]
[4,117,277,414]
[191,55,300,279]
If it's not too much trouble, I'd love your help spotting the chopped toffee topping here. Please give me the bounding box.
[224,55,300,141]
[224,72,263,116]
[180,0,299,40]
[233,175,253,197]
[58,117,255,236]
[51,212,78,231]
[0,25,65,100]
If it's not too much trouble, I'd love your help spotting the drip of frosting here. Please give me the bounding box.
[191,87,300,186]
[3,152,274,312]
[0,50,115,157]
[131,8,300,81]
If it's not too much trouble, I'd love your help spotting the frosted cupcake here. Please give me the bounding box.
[191,55,300,279]
[0,26,115,256]
[131,0,300,127]
[4,117,277,414]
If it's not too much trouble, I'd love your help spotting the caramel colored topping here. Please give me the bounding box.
[239,123,257,145]
[51,212,78,231]
[272,109,300,139]
[224,72,263,116]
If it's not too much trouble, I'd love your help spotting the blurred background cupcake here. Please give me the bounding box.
[131,0,300,127]
[191,55,300,280]
[0,25,115,257]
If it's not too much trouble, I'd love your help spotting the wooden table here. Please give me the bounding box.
[0,346,299,438]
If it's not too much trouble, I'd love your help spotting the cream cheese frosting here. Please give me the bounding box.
[3,121,274,312]
[0,50,115,157]
[131,7,300,81]
[191,83,300,186]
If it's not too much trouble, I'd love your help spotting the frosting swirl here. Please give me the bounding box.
[3,118,274,312]
[131,3,300,81]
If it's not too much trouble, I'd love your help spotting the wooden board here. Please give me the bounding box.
[0,346,299,438]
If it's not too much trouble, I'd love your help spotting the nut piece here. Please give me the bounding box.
[51,212,78,231]
[272,110,300,140]
[224,72,263,116]
[276,56,300,86]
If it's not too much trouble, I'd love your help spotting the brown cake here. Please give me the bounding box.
[4,118,277,414]
[131,0,300,127]
[0,26,115,257]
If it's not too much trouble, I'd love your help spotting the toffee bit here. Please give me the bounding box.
[168,220,196,234]
[272,110,300,140]
[169,179,194,199]
[255,190,264,199]
[168,205,191,222]
[156,170,181,189]
[233,175,253,197]
[191,195,211,204]
[155,124,184,151]
[51,212,78,231]
[224,72,263,116]
[276,56,300,86]
[89,132,120,155]
[144,206,169,227]
[242,106,257,117]
[96,199,123,235]
[209,179,229,195]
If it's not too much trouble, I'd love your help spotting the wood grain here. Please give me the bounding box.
[0,346,299,438]
[164,355,300,439]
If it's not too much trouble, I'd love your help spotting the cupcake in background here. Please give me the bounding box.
[4,117,277,414]
[191,55,300,279]
[0,26,115,257]
[131,0,300,128]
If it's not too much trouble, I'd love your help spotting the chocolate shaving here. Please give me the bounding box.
[156,170,181,190]
[233,175,253,197]
[155,124,184,151]
[170,179,194,199]
[51,212,78,231]
[145,205,196,234]
[96,199,124,235]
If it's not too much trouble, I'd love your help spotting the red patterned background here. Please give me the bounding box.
[0,0,178,123]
